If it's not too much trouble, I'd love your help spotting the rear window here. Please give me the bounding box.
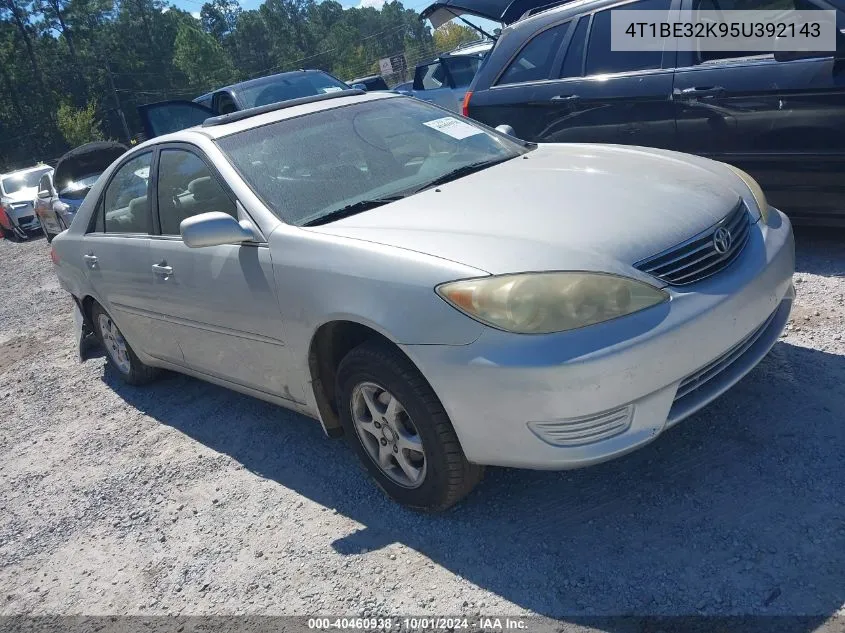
[498,22,570,85]
[238,73,349,109]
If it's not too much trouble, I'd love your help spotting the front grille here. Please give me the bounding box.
[674,308,778,403]
[527,405,633,447]
[635,201,751,285]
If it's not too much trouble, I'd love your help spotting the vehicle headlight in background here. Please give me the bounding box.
[436,272,669,334]
[724,164,769,223]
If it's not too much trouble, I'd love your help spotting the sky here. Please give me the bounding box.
[170,0,499,32]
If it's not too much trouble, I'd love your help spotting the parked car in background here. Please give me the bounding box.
[459,0,845,225]
[0,164,54,240]
[138,69,352,138]
[35,141,128,242]
[53,90,793,509]
[348,75,390,91]
[404,40,493,112]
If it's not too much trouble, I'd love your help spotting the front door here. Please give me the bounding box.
[146,145,298,402]
[673,0,845,222]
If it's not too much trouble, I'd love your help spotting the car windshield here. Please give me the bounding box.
[217,97,529,226]
[59,172,102,198]
[2,167,52,196]
[237,73,350,109]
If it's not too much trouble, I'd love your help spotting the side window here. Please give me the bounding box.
[214,92,238,115]
[692,0,802,62]
[414,61,448,90]
[560,16,589,78]
[38,173,52,195]
[585,0,671,76]
[444,55,483,87]
[156,149,236,236]
[498,22,570,85]
[102,153,152,234]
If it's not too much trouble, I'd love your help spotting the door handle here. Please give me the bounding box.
[83,254,98,268]
[152,263,173,277]
[674,86,725,99]
[551,94,580,102]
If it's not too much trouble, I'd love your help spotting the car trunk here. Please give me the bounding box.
[420,0,565,27]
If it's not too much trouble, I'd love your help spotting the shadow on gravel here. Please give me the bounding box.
[793,226,845,276]
[103,338,845,623]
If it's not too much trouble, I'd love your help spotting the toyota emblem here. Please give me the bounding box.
[713,227,732,254]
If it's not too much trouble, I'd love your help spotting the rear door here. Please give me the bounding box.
[81,151,160,358]
[146,144,298,401]
[469,0,679,148]
[137,101,215,139]
[673,0,845,223]
[413,59,461,110]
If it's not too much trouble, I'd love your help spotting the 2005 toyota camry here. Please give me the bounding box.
[51,90,795,510]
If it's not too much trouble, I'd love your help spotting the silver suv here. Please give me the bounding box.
[401,41,493,112]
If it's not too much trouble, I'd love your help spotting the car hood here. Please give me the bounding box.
[54,141,127,192]
[2,187,38,204]
[308,143,756,278]
[420,0,557,27]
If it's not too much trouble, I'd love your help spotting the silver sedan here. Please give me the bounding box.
[51,92,794,509]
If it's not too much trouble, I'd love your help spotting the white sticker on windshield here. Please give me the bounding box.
[321,86,343,93]
[423,117,483,140]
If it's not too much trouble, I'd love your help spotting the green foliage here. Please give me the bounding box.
[432,22,479,52]
[173,22,237,89]
[56,101,104,147]
[0,0,439,170]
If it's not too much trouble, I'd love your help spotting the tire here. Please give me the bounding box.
[91,303,159,386]
[336,340,484,511]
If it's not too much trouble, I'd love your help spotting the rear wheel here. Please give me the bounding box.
[91,303,159,385]
[336,340,484,511]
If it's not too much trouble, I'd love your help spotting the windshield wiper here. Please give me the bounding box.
[413,157,514,194]
[302,196,405,227]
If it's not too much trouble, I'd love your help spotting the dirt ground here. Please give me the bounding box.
[1,228,844,627]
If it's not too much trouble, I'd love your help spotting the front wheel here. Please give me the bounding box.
[91,303,159,386]
[336,340,484,511]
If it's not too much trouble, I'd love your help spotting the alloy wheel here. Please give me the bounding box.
[350,381,427,488]
[97,314,132,375]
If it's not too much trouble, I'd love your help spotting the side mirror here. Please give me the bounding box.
[351,83,368,92]
[180,212,254,248]
[37,188,52,199]
[495,124,517,137]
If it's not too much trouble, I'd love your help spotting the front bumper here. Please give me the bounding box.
[4,202,41,235]
[401,208,795,469]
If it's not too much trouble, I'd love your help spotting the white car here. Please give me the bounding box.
[52,91,794,509]
[1,164,54,240]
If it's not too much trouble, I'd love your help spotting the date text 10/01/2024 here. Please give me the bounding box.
[307,618,529,631]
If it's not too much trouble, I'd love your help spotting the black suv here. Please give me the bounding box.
[457,0,845,224]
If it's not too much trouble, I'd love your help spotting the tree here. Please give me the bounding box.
[57,101,104,147]
[200,0,240,42]
[432,22,478,52]
[173,22,236,90]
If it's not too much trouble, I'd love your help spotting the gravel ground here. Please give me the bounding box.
[1,228,844,626]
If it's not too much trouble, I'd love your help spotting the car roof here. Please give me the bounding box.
[135,91,397,149]
[445,40,494,56]
[193,69,340,103]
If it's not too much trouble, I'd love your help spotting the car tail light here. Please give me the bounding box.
[50,246,60,265]
[462,91,473,117]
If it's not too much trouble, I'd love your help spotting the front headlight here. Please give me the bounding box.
[436,272,669,334]
[724,164,768,223]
